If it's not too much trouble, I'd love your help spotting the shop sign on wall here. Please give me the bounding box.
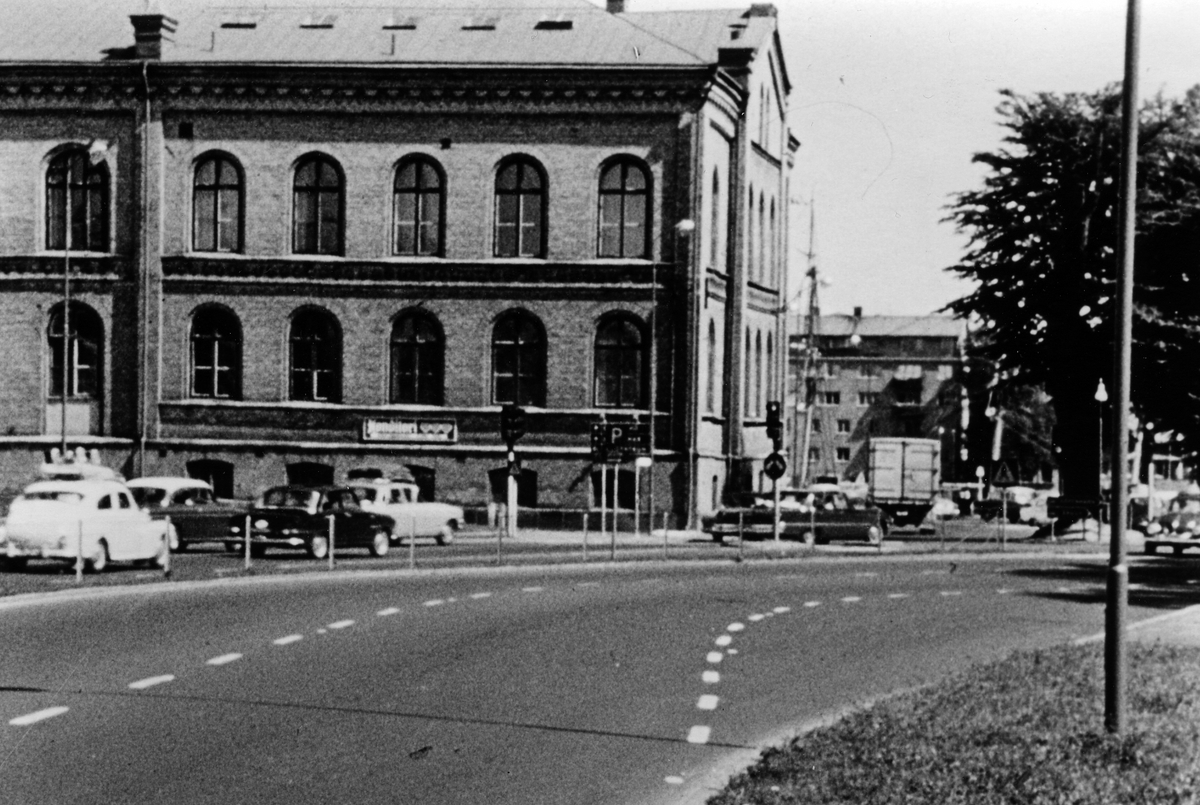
[362,418,457,443]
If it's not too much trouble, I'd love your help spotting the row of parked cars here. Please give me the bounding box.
[1,461,465,572]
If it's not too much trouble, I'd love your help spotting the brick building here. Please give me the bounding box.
[788,310,965,486]
[0,0,795,525]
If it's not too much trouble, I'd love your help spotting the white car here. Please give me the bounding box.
[349,481,463,545]
[3,479,171,572]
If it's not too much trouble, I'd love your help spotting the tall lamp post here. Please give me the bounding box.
[1095,379,1108,513]
[656,219,693,532]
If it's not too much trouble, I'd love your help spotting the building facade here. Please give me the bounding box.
[0,0,795,525]
[788,310,965,486]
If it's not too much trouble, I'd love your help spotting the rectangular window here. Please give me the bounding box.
[811,418,822,433]
[858,392,879,406]
[836,447,851,461]
[858,363,877,377]
[820,391,840,406]
[837,419,851,433]
[808,447,820,461]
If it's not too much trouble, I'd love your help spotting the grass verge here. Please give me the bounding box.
[709,641,1200,804]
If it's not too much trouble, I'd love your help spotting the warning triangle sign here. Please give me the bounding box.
[993,461,1015,485]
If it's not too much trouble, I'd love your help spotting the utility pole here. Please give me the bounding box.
[795,205,820,487]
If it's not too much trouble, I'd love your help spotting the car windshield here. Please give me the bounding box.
[130,487,168,507]
[19,491,83,504]
[260,488,319,511]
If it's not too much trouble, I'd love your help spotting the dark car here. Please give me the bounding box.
[128,477,248,551]
[226,485,395,559]
[702,486,887,546]
[1144,493,1200,556]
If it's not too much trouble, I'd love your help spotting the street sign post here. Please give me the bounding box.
[763,451,787,543]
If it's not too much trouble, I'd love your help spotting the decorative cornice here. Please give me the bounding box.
[0,255,129,284]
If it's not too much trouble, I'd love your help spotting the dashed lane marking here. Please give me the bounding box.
[855,572,879,578]
[206,653,242,666]
[804,601,821,608]
[665,775,685,785]
[997,588,1013,594]
[128,675,174,690]
[273,635,304,646]
[715,635,732,647]
[328,620,355,630]
[773,606,791,614]
[727,649,738,656]
[697,695,719,711]
[376,607,400,617]
[9,706,69,726]
[840,596,861,603]
[423,599,445,607]
[888,593,909,599]
[748,614,765,622]
[702,671,720,684]
[522,586,544,593]
[726,623,745,632]
[470,592,493,598]
[940,591,963,597]
[706,652,723,664]
[686,725,712,744]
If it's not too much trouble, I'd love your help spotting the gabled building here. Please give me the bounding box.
[0,0,796,525]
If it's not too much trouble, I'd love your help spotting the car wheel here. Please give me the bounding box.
[710,532,724,544]
[1144,543,1157,555]
[438,521,458,546]
[87,540,110,573]
[307,535,329,560]
[1174,545,1186,556]
[801,530,815,547]
[369,528,390,557]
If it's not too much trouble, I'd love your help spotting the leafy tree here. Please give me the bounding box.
[944,85,1200,504]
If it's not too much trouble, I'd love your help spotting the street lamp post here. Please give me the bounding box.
[1096,379,1108,520]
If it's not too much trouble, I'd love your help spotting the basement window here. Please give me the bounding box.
[534,17,573,30]
[462,16,498,30]
[220,16,258,29]
[300,14,337,29]
[383,15,417,30]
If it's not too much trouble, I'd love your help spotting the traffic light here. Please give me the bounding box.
[500,404,527,446]
[765,400,783,449]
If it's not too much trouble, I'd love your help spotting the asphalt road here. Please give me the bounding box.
[3,553,1197,805]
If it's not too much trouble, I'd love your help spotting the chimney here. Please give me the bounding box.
[746,3,777,17]
[853,306,863,319]
[130,4,178,61]
[606,0,626,13]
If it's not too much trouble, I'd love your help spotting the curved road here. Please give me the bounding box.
[1,555,1190,804]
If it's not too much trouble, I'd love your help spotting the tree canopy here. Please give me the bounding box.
[944,85,1200,497]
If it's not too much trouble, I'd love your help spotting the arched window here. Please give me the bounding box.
[494,157,546,258]
[393,156,443,256]
[597,158,650,258]
[754,331,763,418]
[192,153,243,253]
[492,310,546,406]
[766,333,774,403]
[190,306,241,399]
[758,193,766,283]
[709,169,721,271]
[706,319,717,415]
[594,315,645,408]
[743,327,752,418]
[768,198,777,287]
[289,308,341,402]
[46,148,109,252]
[292,154,343,255]
[747,186,755,282]
[48,302,103,399]
[390,310,444,405]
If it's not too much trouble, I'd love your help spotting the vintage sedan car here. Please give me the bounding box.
[128,477,247,551]
[226,485,395,559]
[4,479,171,572]
[348,480,463,545]
[1144,493,1200,556]
[702,487,887,546]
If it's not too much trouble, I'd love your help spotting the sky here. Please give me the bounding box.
[593,0,1200,317]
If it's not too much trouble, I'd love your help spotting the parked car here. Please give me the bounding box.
[702,487,887,546]
[128,477,247,551]
[3,478,171,572]
[348,480,462,545]
[226,485,395,559]
[1144,493,1200,556]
